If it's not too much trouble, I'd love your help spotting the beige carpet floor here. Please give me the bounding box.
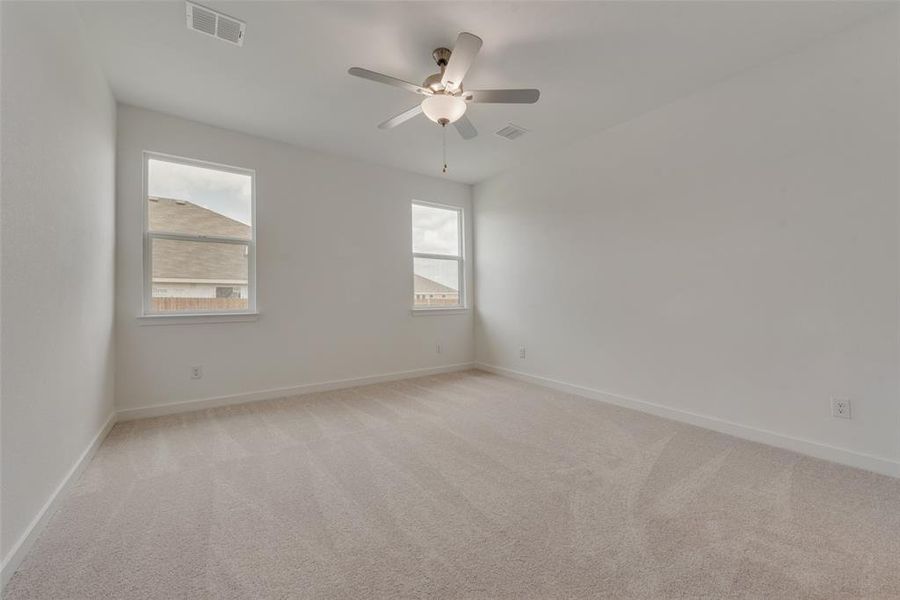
[4,370,900,599]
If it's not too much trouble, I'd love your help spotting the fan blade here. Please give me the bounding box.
[441,32,482,91]
[465,89,540,104]
[453,114,477,140]
[378,104,423,129]
[348,67,431,96]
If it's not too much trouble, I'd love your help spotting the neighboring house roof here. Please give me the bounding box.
[414,274,457,294]
[149,197,250,238]
[150,197,250,282]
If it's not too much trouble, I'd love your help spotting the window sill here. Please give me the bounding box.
[138,312,259,326]
[410,307,469,316]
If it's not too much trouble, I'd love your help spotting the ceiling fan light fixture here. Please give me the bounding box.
[421,94,467,125]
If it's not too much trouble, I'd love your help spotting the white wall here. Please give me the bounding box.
[1,0,116,576]
[116,106,473,413]
[474,14,900,473]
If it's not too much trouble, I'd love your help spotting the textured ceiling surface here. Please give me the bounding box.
[77,1,889,183]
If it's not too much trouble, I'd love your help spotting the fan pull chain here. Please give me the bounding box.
[442,123,447,174]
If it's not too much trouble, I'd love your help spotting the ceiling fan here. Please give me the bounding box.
[348,32,540,142]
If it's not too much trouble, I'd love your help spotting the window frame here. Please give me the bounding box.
[141,151,257,320]
[411,200,466,313]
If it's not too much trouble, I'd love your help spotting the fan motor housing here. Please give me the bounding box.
[423,72,464,95]
[423,73,444,92]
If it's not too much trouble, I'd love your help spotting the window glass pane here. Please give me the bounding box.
[413,257,460,307]
[148,158,252,240]
[151,238,249,313]
[412,203,459,256]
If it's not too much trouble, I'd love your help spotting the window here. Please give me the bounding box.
[411,201,463,309]
[143,153,255,315]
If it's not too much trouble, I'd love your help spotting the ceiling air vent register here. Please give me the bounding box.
[186,2,245,46]
[495,123,529,141]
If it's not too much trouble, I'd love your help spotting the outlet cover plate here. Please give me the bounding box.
[832,398,851,419]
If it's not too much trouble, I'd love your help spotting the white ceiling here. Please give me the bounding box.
[76,1,888,184]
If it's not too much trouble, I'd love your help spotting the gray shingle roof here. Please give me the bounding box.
[149,197,250,239]
[414,274,456,294]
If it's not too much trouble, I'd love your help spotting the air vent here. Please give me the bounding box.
[495,123,529,141]
[186,2,245,46]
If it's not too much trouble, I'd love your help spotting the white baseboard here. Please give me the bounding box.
[1,411,117,590]
[117,362,477,421]
[476,363,899,479]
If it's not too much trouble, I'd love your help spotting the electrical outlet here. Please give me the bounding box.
[191,366,203,380]
[436,343,442,354]
[832,398,851,419]
[519,346,526,359]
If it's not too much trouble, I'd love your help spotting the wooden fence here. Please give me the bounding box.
[413,295,460,307]
[151,297,248,312]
